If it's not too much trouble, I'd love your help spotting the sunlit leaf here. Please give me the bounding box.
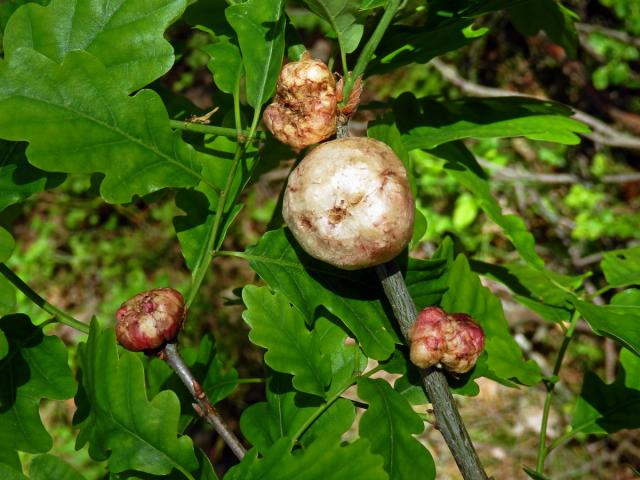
[571,348,640,434]
[29,454,86,480]
[203,40,243,96]
[397,94,590,150]
[358,378,436,480]
[4,0,186,92]
[300,0,364,54]
[241,228,398,360]
[74,320,198,476]
[0,49,210,204]
[226,0,286,109]
[601,246,640,288]
[243,285,332,397]
[0,314,76,454]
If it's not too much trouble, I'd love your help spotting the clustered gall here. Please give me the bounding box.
[409,306,485,374]
[283,137,415,270]
[263,52,337,149]
[115,288,186,352]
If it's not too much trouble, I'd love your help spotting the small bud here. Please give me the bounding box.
[263,53,337,149]
[115,288,186,352]
[409,306,485,374]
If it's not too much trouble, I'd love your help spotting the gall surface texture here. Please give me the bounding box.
[283,137,415,270]
[115,288,185,352]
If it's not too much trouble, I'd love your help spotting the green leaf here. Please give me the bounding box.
[0,226,14,262]
[361,0,386,8]
[0,49,207,204]
[572,297,640,357]
[0,464,27,480]
[397,94,590,150]
[571,348,640,434]
[241,228,398,360]
[74,320,198,476]
[226,0,286,109]
[425,142,544,269]
[442,255,541,386]
[522,465,552,480]
[0,141,65,212]
[601,246,640,288]
[240,373,355,454]
[4,0,186,92]
[242,285,332,397]
[300,0,364,54]
[368,19,485,75]
[0,314,76,454]
[0,331,7,360]
[358,378,435,480]
[509,0,578,58]
[226,436,388,480]
[0,447,21,472]
[29,454,86,480]
[203,40,243,96]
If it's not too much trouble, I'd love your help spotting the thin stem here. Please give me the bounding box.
[535,310,581,473]
[376,261,489,480]
[233,74,243,141]
[340,0,403,107]
[169,119,264,140]
[0,263,89,334]
[161,343,246,460]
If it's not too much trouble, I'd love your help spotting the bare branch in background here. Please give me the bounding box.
[430,58,640,151]
[576,23,640,48]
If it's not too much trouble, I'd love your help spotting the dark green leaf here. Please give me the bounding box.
[225,436,388,480]
[572,298,640,357]
[442,255,541,385]
[404,255,450,311]
[203,40,243,95]
[509,0,578,58]
[183,0,232,37]
[74,320,198,476]
[4,0,186,92]
[242,285,332,397]
[571,348,640,434]
[522,465,552,480]
[0,49,207,204]
[0,464,27,480]
[29,454,86,480]
[226,0,286,109]
[358,378,435,480]
[241,228,398,360]
[601,246,640,288]
[0,331,7,360]
[397,95,589,150]
[0,447,20,472]
[368,19,486,75]
[360,0,386,9]
[0,314,76,454]
[0,141,65,212]
[300,0,364,54]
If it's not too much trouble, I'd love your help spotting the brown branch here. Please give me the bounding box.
[430,58,640,151]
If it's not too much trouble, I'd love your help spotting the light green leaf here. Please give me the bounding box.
[0,49,207,204]
[397,95,590,150]
[571,348,640,434]
[601,246,640,288]
[509,0,578,58]
[4,0,186,92]
[0,141,65,212]
[226,436,388,480]
[226,0,286,109]
[442,255,541,386]
[0,314,76,454]
[74,320,198,476]
[241,228,398,360]
[426,142,545,269]
[572,296,640,357]
[0,275,15,317]
[358,378,435,480]
[0,226,14,262]
[243,285,332,397]
[203,40,243,96]
[301,0,364,54]
[0,331,7,359]
[29,454,86,480]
